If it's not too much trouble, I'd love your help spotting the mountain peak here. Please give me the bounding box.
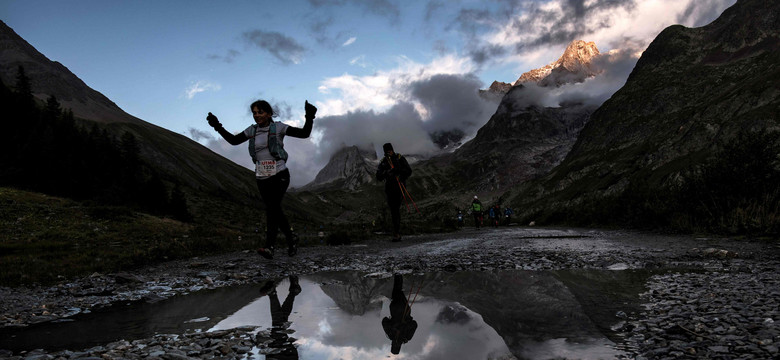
[0,20,138,124]
[300,145,379,191]
[514,40,601,87]
[557,40,600,73]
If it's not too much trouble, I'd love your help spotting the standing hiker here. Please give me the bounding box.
[206,100,317,259]
[471,196,483,229]
[376,143,412,241]
[504,206,514,226]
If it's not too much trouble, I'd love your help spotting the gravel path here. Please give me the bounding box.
[1,227,778,359]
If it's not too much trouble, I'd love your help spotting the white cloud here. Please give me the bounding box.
[317,54,475,116]
[484,0,736,72]
[184,81,221,100]
[306,55,496,182]
[342,37,357,46]
[349,55,367,68]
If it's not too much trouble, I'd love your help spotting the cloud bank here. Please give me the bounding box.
[195,0,737,188]
[480,0,736,70]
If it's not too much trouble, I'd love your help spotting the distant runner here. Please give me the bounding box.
[471,196,483,229]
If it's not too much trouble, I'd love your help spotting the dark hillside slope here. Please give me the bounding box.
[509,0,780,233]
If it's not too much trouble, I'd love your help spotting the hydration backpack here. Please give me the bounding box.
[248,121,288,162]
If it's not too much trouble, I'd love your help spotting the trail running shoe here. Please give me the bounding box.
[257,247,274,259]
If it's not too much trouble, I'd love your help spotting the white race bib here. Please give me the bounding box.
[256,160,278,177]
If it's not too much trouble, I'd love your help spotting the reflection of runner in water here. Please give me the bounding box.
[259,276,302,359]
[382,274,418,355]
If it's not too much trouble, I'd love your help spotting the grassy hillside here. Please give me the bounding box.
[0,187,251,286]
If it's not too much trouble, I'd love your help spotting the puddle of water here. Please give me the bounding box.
[0,282,262,352]
[1,269,661,359]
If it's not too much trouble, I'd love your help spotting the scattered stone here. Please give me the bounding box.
[113,272,145,284]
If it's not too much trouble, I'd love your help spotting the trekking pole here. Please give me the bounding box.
[395,277,423,345]
[404,277,423,319]
[396,178,411,212]
[398,181,420,214]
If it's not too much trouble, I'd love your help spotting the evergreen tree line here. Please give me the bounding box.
[0,66,191,221]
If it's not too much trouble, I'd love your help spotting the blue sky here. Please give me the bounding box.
[2,0,736,186]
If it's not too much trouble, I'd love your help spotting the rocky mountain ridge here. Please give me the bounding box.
[477,40,601,102]
[445,98,596,193]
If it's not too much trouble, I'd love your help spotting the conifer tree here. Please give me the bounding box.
[44,95,61,120]
[14,65,33,107]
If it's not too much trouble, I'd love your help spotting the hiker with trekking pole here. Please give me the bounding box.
[206,99,317,259]
[376,143,414,242]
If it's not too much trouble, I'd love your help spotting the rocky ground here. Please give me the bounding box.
[1,227,778,359]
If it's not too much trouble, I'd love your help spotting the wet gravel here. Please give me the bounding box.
[1,227,778,359]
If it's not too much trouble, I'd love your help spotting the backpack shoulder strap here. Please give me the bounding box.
[248,124,258,163]
[267,121,288,161]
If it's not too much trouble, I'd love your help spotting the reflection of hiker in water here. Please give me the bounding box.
[382,274,418,355]
[259,275,302,359]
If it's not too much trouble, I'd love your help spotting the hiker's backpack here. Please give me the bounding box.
[248,121,288,162]
[385,154,410,181]
[472,201,482,212]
